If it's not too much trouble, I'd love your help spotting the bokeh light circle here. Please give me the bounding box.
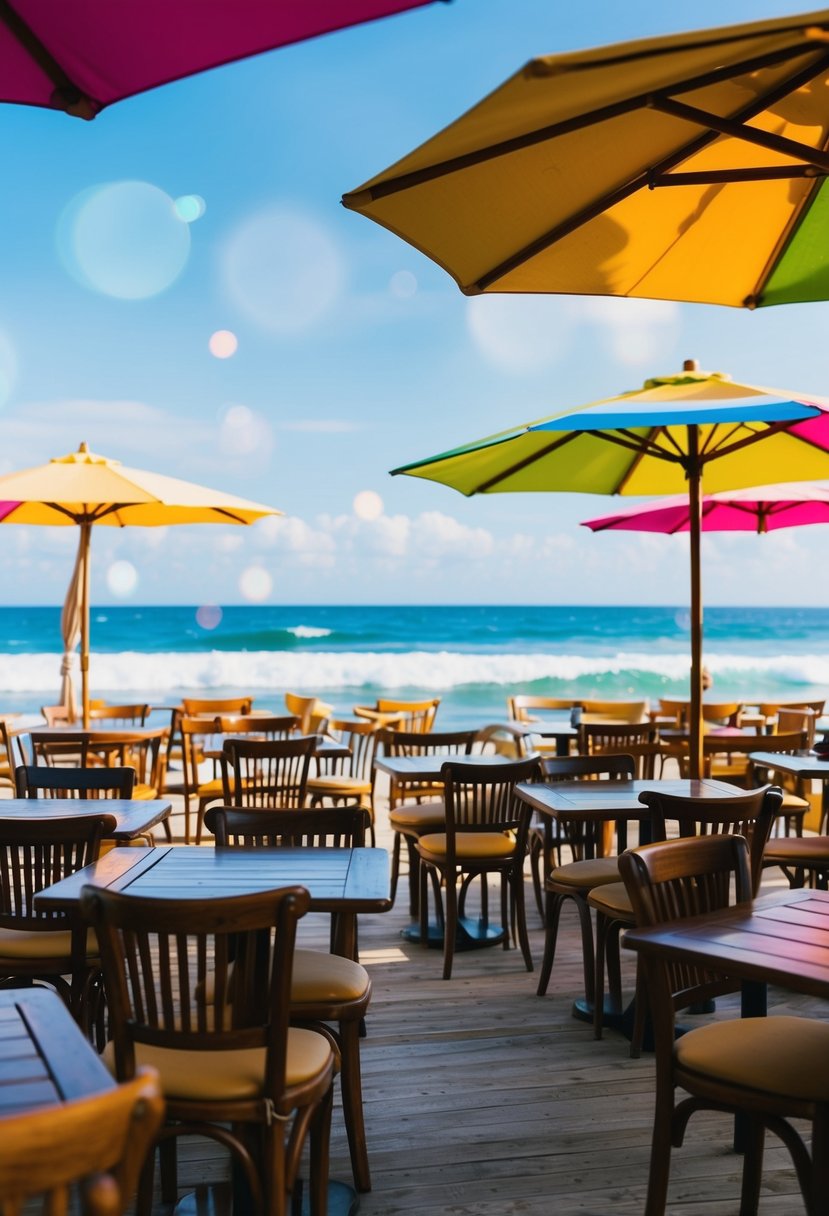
[209,329,238,358]
[239,565,272,602]
[196,604,223,631]
[219,404,272,458]
[389,270,417,299]
[222,208,344,334]
[353,490,384,521]
[57,181,191,300]
[106,560,138,597]
[174,194,206,223]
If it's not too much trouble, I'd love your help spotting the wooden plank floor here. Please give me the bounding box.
[149,783,824,1215]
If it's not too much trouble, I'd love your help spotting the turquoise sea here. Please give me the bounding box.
[0,604,824,726]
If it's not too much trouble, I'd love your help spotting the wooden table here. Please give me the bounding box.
[0,987,113,1115]
[516,777,744,854]
[751,750,829,834]
[0,798,172,841]
[373,752,516,784]
[501,718,576,757]
[36,844,391,961]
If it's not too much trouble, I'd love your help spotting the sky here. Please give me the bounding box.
[2,0,829,607]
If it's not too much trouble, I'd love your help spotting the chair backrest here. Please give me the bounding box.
[656,698,690,726]
[379,728,478,759]
[205,805,369,848]
[701,701,743,727]
[0,719,21,773]
[638,784,782,894]
[88,704,151,727]
[578,722,660,778]
[181,696,253,716]
[284,693,333,735]
[216,714,299,741]
[0,1068,164,1216]
[581,699,647,723]
[540,753,636,782]
[179,715,223,796]
[474,723,532,758]
[80,885,310,1100]
[758,698,825,718]
[440,757,542,852]
[507,694,576,722]
[0,814,116,932]
[15,764,136,800]
[354,698,440,733]
[775,708,817,747]
[220,736,316,808]
[619,833,754,1035]
[327,719,381,782]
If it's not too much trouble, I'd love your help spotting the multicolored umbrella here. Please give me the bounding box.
[391,362,829,777]
[343,8,829,308]
[2,0,441,119]
[0,443,280,724]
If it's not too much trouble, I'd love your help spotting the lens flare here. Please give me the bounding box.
[239,565,272,603]
[195,604,223,630]
[174,194,206,223]
[106,560,138,598]
[353,490,384,521]
[209,329,238,358]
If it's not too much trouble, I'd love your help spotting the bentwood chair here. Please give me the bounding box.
[353,698,440,733]
[578,721,660,778]
[619,834,829,1216]
[0,1069,165,1216]
[88,704,151,726]
[205,805,374,1193]
[81,884,335,1216]
[588,785,781,1053]
[179,716,236,844]
[305,719,380,844]
[220,736,316,816]
[416,756,542,980]
[167,697,255,790]
[0,813,116,1024]
[284,693,333,736]
[535,755,636,1003]
[15,764,135,800]
[382,728,478,913]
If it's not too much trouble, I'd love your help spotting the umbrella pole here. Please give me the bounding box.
[688,429,703,782]
[80,523,91,728]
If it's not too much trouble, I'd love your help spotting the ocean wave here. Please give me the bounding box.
[0,649,825,694]
[285,626,332,639]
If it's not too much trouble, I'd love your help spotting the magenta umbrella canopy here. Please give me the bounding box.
[0,0,441,118]
[582,483,829,536]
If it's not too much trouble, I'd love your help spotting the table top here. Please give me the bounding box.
[749,750,829,778]
[16,724,169,741]
[625,888,829,1001]
[0,798,171,841]
[516,777,746,821]
[35,844,392,914]
[500,717,576,739]
[374,753,517,782]
[0,988,113,1114]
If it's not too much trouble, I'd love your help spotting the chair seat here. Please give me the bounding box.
[389,801,445,829]
[103,1026,332,1099]
[292,949,369,1004]
[418,831,516,860]
[548,857,620,890]
[676,1015,829,1102]
[586,879,633,918]
[307,775,372,797]
[0,926,97,959]
[765,836,829,863]
[197,777,225,799]
[780,791,810,810]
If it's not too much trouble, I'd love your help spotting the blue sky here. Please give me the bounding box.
[2,0,829,607]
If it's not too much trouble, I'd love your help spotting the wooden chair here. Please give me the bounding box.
[578,721,660,778]
[81,883,335,1216]
[204,805,373,1192]
[588,785,781,1052]
[284,693,333,735]
[178,716,226,844]
[416,756,542,980]
[217,713,299,741]
[0,1068,164,1216]
[88,704,151,726]
[220,736,316,818]
[26,731,166,801]
[764,835,829,889]
[382,728,478,913]
[305,719,380,845]
[507,694,576,721]
[0,719,17,789]
[619,833,829,1216]
[0,813,116,1024]
[167,698,254,790]
[15,764,135,800]
[353,697,440,733]
[535,755,636,1004]
[581,699,647,723]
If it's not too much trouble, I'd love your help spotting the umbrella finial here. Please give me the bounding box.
[78,442,89,453]
[683,359,700,372]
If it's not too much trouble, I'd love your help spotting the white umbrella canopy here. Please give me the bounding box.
[0,443,281,723]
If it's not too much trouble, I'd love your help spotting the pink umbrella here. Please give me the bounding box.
[0,1,440,118]
[582,483,829,535]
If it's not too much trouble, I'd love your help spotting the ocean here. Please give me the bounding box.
[0,604,824,726]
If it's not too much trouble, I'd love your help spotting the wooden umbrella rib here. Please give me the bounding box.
[698,417,823,464]
[651,165,826,186]
[0,1,95,117]
[345,40,824,207]
[476,48,829,292]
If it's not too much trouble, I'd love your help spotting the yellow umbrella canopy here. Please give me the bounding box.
[0,443,281,724]
[392,363,829,776]
[343,8,829,308]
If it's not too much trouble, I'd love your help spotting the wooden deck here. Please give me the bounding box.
[151,780,825,1216]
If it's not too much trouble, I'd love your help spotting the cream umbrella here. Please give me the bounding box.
[0,443,281,724]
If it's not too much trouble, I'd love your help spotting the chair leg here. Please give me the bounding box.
[536,891,564,996]
[644,1085,675,1216]
[529,835,545,921]
[512,865,533,972]
[159,1136,178,1205]
[405,836,421,918]
[390,831,402,905]
[442,871,458,980]
[572,893,596,1006]
[630,960,649,1059]
[340,1018,371,1192]
[418,859,430,947]
[738,1115,765,1216]
[309,1085,334,1216]
[593,912,609,1040]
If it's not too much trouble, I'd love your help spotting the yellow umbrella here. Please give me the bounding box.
[343,8,829,308]
[0,443,281,724]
